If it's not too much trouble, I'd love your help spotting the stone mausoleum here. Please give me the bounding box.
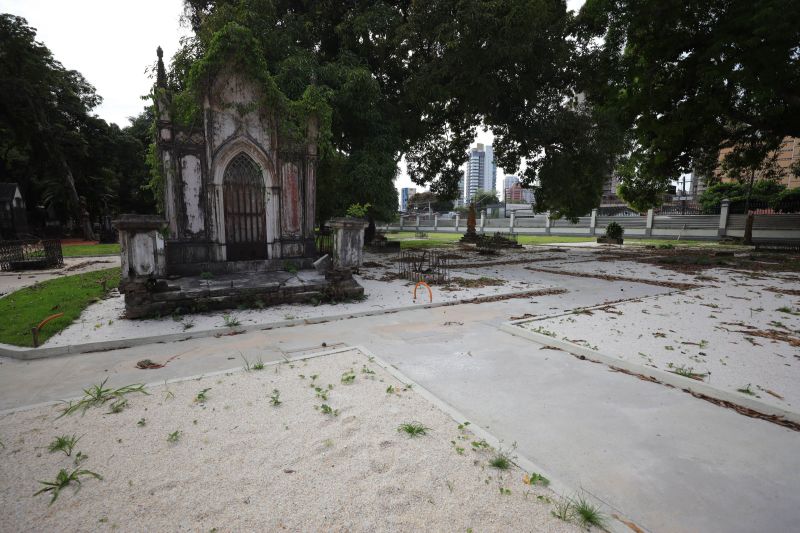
[115,47,364,318]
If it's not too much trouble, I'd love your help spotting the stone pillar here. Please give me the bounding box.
[718,199,730,237]
[480,210,486,233]
[544,211,552,235]
[589,209,597,236]
[645,208,655,237]
[329,217,368,269]
[434,213,439,230]
[415,215,420,231]
[399,216,404,230]
[455,214,460,232]
[114,214,168,319]
[510,211,516,233]
[114,215,167,283]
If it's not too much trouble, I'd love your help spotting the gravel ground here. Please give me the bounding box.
[520,267,800,408]
[0,349,581,532]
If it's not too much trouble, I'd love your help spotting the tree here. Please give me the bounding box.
[576,0,800,209]
[0,15,155,237]
[0,14,101,239]
[406,191,453,213]
[471,189,500,207]
[179,0,590,218]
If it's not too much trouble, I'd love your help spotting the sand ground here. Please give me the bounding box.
[0,348,583,532]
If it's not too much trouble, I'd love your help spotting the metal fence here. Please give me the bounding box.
[0,239,63,271]
[315,229,333,257]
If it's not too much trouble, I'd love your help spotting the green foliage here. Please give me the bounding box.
[34,468,103,504]
[0,15,155,235]
[269,389,281,406]
[48,435,81,457]
[59,378,148,417]
[0,267,120,347]
[397,422,429,438]
[605,221,624,240]
[578,0,800,207]
[699,180,788,213]
[345,203,371,218]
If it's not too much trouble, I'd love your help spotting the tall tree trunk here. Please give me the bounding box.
[62,160,96,241]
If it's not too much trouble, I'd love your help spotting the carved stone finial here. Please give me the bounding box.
[156,46,167,88]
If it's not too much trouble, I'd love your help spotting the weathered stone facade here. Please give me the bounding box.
[153,47,317,273]
[114,47,365,318]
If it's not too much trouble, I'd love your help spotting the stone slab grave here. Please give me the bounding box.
[113,47,366,318]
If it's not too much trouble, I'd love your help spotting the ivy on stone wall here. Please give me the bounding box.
[182,22,332,148]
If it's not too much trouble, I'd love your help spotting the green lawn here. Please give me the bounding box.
[62,243,120,257]
[385,231,595,248]
[0,267,120,347]
[384,231,745,249]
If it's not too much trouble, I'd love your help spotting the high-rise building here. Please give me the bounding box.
[462,143,497,204]
[503,175,520,201]
[505,182,534,204]
[400,187,416,212]
[716,136,800,190]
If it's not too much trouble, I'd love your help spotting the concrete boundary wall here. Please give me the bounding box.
[391,206,800,241]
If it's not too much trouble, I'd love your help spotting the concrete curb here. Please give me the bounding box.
[0,287,562,361]
[500,321,800,428]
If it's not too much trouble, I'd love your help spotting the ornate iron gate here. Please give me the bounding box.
[223,153,267,261]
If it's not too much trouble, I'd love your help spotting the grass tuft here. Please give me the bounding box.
[34,468,102,504]
[488,451,512,470]
[47,434,80,457]
[397,422,429,438]
[574,494,607,528]
[59,378,148,417]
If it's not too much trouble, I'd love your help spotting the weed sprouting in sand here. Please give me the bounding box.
[318,404,339,417]
[73,451,89,466]
[551,497,575,522]
[34,468,102,504]
[386,385,396,394]
[222,314,241,327]
[107,398,128,414]
[314,387,328,401]
[488,450,512,470]
[340,370,356,384]
[524,472,550,487]
[167,430,181,443]
[737,384,757,396]
[252,358,265,371]
[195,388,211,403]
[270,389,282,406]
[48,435,80,457]
[58,379,148,417]
[137,418,146,427]
[241,355,252,372]
[574,494,607,528]
[397,422,429,438]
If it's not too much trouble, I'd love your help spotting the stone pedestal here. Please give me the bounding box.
[328,217,368,269]
[115,215,167,282]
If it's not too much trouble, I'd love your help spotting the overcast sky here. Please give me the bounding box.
[4,0,585,200]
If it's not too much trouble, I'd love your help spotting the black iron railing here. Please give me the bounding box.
[0,239,63,271]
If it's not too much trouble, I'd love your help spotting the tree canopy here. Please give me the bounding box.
[577,0,800,209]
[0,14,154,238]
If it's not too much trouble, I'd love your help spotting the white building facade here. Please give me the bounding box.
[462,143,497,204]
